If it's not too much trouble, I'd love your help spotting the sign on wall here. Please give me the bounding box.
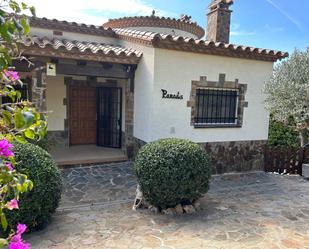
[46,62,56,76]
[161,89,183,100]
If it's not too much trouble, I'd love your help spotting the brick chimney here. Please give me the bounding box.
[207,0,233,43]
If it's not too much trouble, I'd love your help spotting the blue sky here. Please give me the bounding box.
[28,0,308,54]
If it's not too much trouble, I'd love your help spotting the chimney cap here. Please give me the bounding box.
[207,0,234,43]
[209,0,234,10]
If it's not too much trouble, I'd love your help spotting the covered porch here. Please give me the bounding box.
[14,35,142,165]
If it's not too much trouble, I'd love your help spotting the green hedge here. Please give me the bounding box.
[27,137,51,152]
[268,119,299,147]
[134,138,212,208]
[6,142,62,231]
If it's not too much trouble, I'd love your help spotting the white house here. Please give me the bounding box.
[13,0,288,173]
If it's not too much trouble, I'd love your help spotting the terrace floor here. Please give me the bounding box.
[28,162,309,249]
[51,145,127,166]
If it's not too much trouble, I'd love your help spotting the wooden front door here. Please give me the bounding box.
[69,86,97,145]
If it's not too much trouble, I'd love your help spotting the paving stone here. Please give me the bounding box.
[59,162,136,209]
[27,163,309,249]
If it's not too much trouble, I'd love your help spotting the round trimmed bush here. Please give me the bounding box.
[134,138,212,208]
[6,142,62,231]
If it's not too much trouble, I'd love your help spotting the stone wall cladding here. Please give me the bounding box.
[207,9,232,43]
[131,137,147,160]
[131,138,265,174]
[124,79,135,159]
[47,130,68,148]
[207,1,233,43]
[187,75,248,128]
[203,140,266,174]
[31,70,47,113]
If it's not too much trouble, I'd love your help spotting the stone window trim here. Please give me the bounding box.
[187,75,248,128]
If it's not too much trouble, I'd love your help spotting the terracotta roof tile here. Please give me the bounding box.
[30,16,116,37]
[28,16,288,62]
[103,15,205,39]
[21,36,142,64]
[23,36,142,57]
[114,28,289,62]
[115,28,159,41]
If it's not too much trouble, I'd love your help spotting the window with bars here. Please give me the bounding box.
[195,88,238,126]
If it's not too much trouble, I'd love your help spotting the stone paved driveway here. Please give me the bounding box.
[28,163,309,249]
[59,162,136,209]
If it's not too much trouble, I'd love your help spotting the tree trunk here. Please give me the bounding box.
[299,129,308,147]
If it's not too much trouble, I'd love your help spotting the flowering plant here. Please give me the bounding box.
[0,139,32,248]
[0,1,47,248]
[7,224,30,249]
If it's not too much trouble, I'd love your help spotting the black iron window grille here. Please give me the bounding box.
[195,88,239,126]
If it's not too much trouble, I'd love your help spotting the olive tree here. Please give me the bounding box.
[264,49,309,147]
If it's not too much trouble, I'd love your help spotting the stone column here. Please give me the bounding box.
[125,77,135,159]
[30,63,47,113]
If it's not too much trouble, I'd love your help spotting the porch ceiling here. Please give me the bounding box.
[21,36,142,65]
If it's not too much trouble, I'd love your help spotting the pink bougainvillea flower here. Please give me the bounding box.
[0,139,14,158]
[5,70,20,81]
[16,224,27,235]
[6,162,13,171]
[9,241,31,249]
[7,199,19,210]
[9,224,30,249]
[9,241,30,249]
[11,224,27,241]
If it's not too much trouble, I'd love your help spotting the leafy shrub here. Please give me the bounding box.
[134,138,212,208]
[27,137,54,152]
[268,118,300,147]
[6,142,62,231]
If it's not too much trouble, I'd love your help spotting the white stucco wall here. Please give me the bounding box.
[132,48,273,143]
[118,40,156,142]
[46,75,66,131]
[125,26,198,39]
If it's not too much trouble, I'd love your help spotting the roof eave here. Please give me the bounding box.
[30,16,116,38]
[115,29,288,62]
[152,41,289,62]
[21,45,142,65]
[103,15,205,39]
